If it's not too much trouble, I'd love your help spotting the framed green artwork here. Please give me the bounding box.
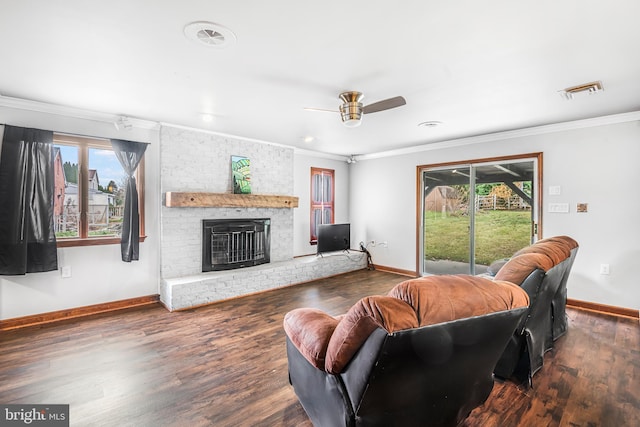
[231,155,251,194]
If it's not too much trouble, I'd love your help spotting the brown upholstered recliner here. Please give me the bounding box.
[284,275,529,427]
[493,236,579,386]
[515,235,579,340]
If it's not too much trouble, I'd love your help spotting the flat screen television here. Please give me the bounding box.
[317,223,351,254]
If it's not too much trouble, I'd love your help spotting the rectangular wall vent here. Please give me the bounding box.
[559,81,603,100]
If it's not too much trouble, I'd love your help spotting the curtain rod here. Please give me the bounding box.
[0,123,150,145]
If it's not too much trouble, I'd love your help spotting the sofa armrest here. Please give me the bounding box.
[283,308,340,371]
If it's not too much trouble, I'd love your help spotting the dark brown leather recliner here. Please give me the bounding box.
[493,236,579,386]
[284,275,529,427]
[515,236,579,341]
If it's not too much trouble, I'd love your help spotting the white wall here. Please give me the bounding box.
[0,106,160,320]
[350,120,640,310]
[293,152,350,256]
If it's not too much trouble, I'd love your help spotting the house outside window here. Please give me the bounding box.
[310,167,334,244]
[52,134,145,247]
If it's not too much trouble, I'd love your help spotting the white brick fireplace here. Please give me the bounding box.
[159,126,365,310]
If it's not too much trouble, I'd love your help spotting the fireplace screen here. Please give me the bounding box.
[202,219,270,271]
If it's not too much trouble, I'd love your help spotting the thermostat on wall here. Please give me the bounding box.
[548,185,561,195]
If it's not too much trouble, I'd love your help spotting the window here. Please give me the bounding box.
[310,167,334,244]
[52,134,145,247]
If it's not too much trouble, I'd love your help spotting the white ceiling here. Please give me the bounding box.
[1,0,639,156]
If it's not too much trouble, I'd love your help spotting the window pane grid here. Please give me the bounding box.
[52,134,144,246]
[310,168,335,242]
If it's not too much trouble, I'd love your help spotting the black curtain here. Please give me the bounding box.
[110,139,148,262]
[0,125,58,275]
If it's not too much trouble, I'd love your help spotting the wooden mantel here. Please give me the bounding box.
[164,192,299,208]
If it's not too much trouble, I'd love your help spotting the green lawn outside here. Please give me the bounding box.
[424,210,532,265]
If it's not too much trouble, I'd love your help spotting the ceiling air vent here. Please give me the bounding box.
[559,81,603,100]
[184,22,236,48]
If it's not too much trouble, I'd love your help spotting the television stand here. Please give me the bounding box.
[316,248,350,258]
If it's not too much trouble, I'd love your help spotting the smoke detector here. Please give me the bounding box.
[559,81,603,100]
[184,21,237,48]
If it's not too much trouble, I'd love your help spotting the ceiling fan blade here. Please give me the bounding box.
[362,96,406,114]
[303,107,338,113]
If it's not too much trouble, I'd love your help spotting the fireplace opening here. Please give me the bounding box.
[202,218,271,272]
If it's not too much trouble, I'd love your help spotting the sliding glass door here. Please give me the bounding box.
[422,166,472,274]
[420,155,540,275]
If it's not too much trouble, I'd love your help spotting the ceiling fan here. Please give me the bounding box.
[305,91,406,127]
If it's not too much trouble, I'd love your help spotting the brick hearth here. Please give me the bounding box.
[161,252,366,311]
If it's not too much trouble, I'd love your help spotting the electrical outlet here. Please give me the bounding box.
[61,266,72,278]
[599,264,610,275]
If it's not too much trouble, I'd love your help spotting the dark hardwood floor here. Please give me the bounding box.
[1,269,638,426]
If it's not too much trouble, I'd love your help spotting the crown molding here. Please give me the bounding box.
[0,95,346,161]
[0,94,159,130]
[160,121,297,152]
[160,122,348,161]
[293,147,349,161]
[359,111,640,161]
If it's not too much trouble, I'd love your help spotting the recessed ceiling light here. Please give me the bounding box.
[303,136,315,143]
[418,121,442,128]
[184,21,237,48]
[201,113,215,122]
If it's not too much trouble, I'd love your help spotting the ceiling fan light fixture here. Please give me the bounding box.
[339,103,363,127]
[338,92,364,127]
[306,90,404,127]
